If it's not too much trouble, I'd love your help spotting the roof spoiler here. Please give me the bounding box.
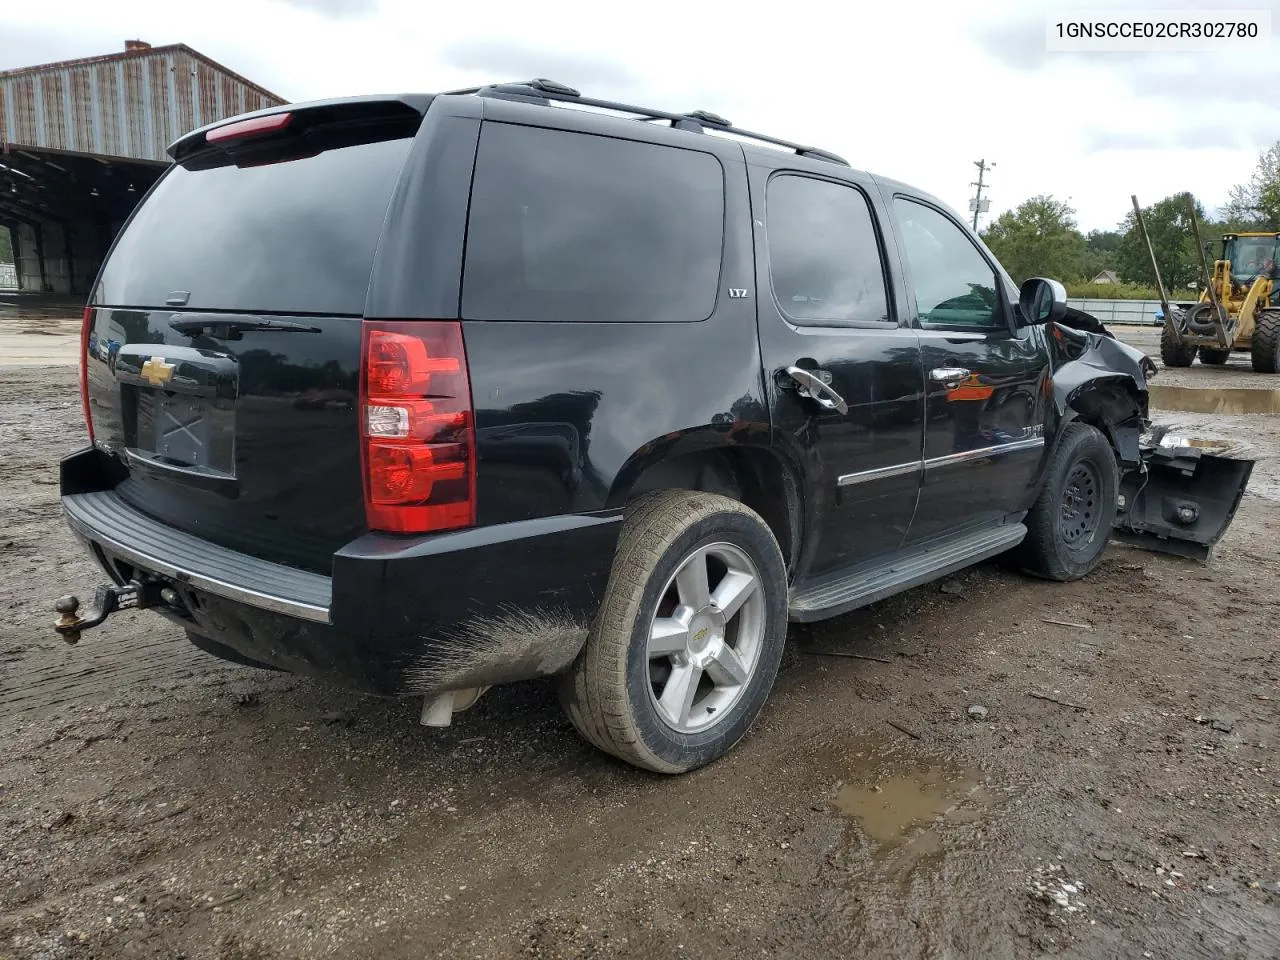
[167,94,434,163]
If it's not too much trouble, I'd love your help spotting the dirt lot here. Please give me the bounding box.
[2,319,1278,960]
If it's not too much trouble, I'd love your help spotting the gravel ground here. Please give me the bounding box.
[1,320,1278,960]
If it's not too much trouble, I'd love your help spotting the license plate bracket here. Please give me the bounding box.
[113,345,239,485]
[138,390,215,467]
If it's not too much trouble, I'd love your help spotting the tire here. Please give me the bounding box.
[1016,423,1119,582]
[1160,320,1198,368]
[559,490,788,774]
[1183,302,1219,336]
[1251,309,1280,373]
[1198,346,1231,365]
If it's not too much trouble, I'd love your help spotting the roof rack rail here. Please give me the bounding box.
[443,79,850,167]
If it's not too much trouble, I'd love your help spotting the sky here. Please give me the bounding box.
[2,0,1277,234]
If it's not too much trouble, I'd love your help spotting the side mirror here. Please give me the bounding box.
[1018,277,1067,325]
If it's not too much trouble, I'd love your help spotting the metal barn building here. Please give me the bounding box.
[0,40,285,295]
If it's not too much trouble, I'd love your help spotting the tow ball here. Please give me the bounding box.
[53,580,163,644]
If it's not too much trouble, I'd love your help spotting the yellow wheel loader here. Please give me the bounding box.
[1132,194,1280,373]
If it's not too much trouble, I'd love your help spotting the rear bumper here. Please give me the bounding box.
[64,490,332,622]
[60,447,622,697]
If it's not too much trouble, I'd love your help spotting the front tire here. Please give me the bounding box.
[559,490,788,774]
[1251,309,1280,373]
[1161,320,1198,368]
[1016,423,1119,581]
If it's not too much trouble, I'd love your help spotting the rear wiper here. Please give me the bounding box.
[170,316,322,339]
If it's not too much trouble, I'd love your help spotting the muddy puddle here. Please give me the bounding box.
[823,737,990,857]
[1149,384,1280,415]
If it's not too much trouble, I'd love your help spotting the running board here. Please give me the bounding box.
[788,523,1027,622]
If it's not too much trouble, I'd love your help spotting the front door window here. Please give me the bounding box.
[893,198,1000,329]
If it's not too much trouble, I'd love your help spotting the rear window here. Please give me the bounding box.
[94,135,413,315]
[462,123,725,323]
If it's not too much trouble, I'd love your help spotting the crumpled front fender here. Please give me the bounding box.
[1113,429,1255,562]
[1048,321,1156,470]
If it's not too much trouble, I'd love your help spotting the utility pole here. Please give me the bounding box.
[970,159,994,231]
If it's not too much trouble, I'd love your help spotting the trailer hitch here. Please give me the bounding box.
[53,579,162,644]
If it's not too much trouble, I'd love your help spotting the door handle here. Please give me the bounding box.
[783,366,849,415]
[929,367,972,389]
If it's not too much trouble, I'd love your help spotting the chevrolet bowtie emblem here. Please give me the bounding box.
[140,356,176,387]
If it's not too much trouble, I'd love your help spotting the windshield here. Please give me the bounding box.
[1227,236,1280,282]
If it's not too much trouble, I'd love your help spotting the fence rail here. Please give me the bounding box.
[1067,297,1170,326]
[0,263,17,290]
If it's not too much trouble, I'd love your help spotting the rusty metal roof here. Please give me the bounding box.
[0,42,287,164]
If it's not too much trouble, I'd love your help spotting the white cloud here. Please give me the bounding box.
[2,0,1276,231]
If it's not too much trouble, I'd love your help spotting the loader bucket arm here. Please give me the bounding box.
[1185,195,1234,348]
[1131,195,1174,324]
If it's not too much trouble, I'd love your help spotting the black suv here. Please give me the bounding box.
[57,81,1250,773]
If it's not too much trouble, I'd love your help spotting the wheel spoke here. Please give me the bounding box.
[657,662,701,727]
[705,642,750,688]
[675,549,711,609]
[649,617,689,657]
[711,569,758,620]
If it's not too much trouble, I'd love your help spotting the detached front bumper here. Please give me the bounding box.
[59,447,622,697]
[1113,430,1255,562]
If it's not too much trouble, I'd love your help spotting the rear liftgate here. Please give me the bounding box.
[1113,427,1255,562]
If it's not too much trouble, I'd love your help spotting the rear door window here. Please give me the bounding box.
[764,174,892,326]
[462,123,725,323]
[95,134,414,315]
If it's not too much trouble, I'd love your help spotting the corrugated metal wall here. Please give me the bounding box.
[0,46,283,163]
[12,222,44,292]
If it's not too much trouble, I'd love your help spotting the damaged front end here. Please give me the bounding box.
[1049,313,1259,563]
[1047,316,1255,562]
[1113,427,1255,562]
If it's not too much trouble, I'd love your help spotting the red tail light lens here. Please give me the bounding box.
[80,306,95,444]
[359,321,476,534]
[366,332,461,395]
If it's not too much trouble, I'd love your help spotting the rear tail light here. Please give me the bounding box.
[80,306,95,443]
[359,321,476,534]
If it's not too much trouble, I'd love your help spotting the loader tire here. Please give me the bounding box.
[1251,310,1280,373]
[1198,346,1231,365]
[1161,321,1198,368]
[1016,422,1118,582]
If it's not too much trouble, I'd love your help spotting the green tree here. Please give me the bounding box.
[0,226,12,264]
[1077,229,1123,279]
[981,195,1089,283]
[1116,192,1207,291]
[1223,142,1280,227]
[1085,229,1122,257]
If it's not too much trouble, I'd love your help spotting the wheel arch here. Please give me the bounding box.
[608,436,804,577]
[1052,370,1148,472]
[1021,372,1148,515]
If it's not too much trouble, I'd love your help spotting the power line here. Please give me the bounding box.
[970,159,994,231]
